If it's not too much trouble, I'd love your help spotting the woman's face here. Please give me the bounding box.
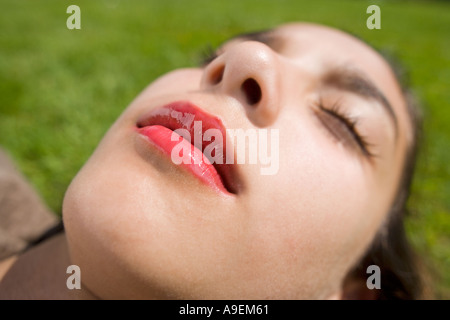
[63,23,412,299]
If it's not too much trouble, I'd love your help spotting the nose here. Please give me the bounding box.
[201,41,281,127]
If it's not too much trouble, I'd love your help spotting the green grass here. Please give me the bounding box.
[0,0,449,298]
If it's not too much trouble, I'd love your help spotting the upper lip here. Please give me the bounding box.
[136,101,241,194]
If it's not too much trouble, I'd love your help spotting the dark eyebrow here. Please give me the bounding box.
[200,29,281,66]
[231,29,275,45]
[230,28,284,53]
[322,67,399,136]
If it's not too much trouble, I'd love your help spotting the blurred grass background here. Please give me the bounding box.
[0,0,448,298]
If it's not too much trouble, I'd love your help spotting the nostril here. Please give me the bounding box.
[210,65,225,85]
[241,78,262,106]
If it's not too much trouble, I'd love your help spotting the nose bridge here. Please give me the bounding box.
[201,40,282,127]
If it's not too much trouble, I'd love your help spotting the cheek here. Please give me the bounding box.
[242,121,384,296]
[62,128,251,298]
[131,68,203,104]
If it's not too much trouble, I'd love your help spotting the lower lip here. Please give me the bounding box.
[137,125,229,195]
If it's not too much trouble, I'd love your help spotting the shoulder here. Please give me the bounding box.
[0,148,58,260]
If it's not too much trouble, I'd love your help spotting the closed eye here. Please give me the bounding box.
[314,101,376,158]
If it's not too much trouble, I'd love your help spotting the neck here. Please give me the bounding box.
[0,233,98,299]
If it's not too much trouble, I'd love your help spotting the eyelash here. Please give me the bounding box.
[200,45,219,66]
[314,100,375,158]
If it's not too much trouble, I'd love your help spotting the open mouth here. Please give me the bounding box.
[136,101,239,195]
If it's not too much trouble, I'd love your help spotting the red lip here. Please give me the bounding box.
[136,101,239,195]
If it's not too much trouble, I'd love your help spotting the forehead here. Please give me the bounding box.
[277,25,391,81]
[273,24,406,118]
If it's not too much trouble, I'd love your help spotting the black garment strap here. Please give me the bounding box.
[24,220,65,251]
